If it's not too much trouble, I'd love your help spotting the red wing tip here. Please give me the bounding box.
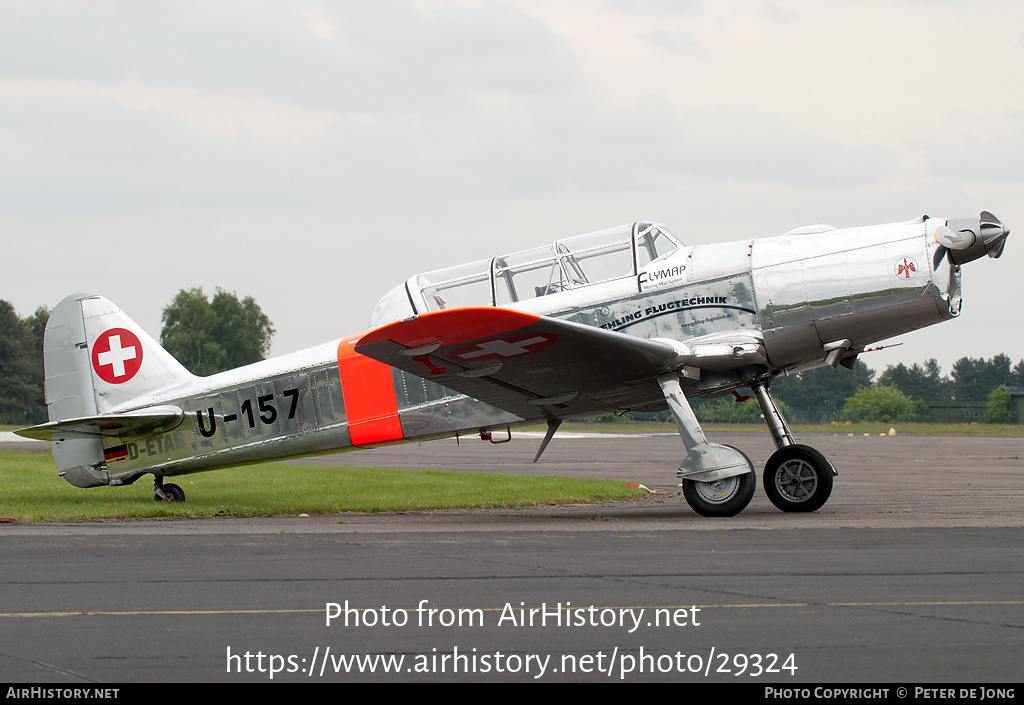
[358,307,542,348]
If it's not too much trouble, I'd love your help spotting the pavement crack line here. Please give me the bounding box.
[830,602,1024,630]
[0,649,98,682]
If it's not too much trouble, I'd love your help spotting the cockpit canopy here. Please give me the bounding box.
[369,222,682,326]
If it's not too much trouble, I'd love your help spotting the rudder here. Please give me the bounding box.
[30,293,196,487]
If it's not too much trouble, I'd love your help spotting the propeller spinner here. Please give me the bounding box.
[935,210,1010,265]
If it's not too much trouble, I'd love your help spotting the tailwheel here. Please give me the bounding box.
[154,478,186,502]
[762,445,833,513]
[682,446,756,517]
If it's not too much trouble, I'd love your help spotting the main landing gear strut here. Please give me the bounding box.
[751,382,835,513]
[658,375,835,517]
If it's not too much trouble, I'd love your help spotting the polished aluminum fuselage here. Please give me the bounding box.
[85,216,960,487]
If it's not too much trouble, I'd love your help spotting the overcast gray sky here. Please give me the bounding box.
[3,0,1022,378]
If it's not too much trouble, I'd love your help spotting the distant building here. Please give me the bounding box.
[921,401,987,424]
[922,388,1023,424]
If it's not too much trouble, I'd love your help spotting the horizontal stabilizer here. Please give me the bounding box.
[15,405,185,442]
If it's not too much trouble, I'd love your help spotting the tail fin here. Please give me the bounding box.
[19,293,195,487]
[45,293,195,418]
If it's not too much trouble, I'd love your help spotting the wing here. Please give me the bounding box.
[354,308,686,421]
[15,405,185,442]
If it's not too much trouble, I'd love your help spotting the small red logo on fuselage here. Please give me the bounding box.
[92,328,144,384]
[895,257,918,280]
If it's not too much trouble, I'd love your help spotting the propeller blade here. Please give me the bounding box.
[934,224,974,250]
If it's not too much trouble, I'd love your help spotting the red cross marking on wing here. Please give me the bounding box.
[452,333,557,362]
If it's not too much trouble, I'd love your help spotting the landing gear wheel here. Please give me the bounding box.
[683,472,756,517]
[155,483,186,502]
[763,445,833,513]
[681,446,756,518]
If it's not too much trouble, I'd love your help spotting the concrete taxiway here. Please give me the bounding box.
[1,429,1022,683]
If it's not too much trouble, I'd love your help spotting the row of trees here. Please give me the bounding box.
[0,289,275,425]
[879,355,1024,403]
[160,288,275,377]
[695,355,1024,425]
[0,301,48,424]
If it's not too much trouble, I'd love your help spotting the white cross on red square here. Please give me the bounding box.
[91,328,144,384]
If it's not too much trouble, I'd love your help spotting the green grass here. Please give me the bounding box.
[0,452,648,523]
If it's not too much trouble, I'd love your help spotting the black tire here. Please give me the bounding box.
[682,471,756,518]
[155,483,186,502]
[762,445,833,513]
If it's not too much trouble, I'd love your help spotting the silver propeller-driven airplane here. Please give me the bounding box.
[16,211,1010,516]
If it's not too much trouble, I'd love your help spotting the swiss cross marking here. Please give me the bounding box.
[452,333,557,362]
[99,336,136,376]
[92,328,144,384]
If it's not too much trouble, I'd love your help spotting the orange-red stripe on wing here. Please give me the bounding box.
[358,307,541,349]
[337,336,404,446]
